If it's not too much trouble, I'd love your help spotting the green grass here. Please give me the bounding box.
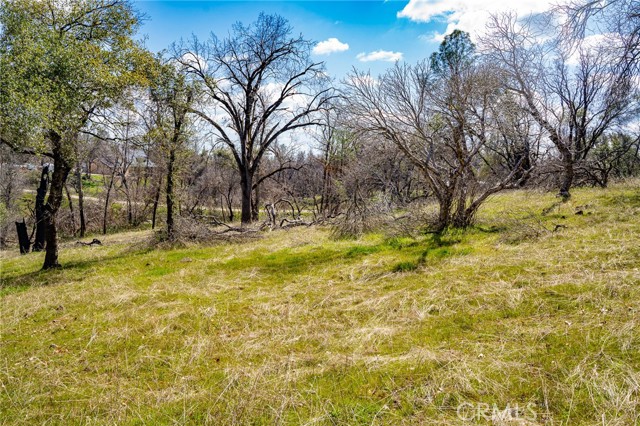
[1,182,640,425]
[79,174,104,197]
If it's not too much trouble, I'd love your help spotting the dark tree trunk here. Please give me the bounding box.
[251,184,260,222]
[558,151,574,200]
[166,148,176,239]
[15,219,30,254]
[435,193,453,233]
[453,191,468,228]
[43,156,71,269]
[75,167,86,237]
[226,188,234,222]
[151,176,162,230]
[240,168,253,225]
[33,165,50,251]
[452,204,476,229]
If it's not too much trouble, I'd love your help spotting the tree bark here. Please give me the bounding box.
[435,193,453,233]
[151,176,162,230]
[514,144,531,186]
[15,219,30,254]
[64,183,76,235]
[251,184,260,222]
[75,166,86,237]
[240,168,253,225]
[558,149,574,200]
[43,155,71,269]
[226,187,234,222]
[166,148,176,239]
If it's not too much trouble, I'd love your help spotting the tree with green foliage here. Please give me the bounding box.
[144,61,195,240]
[0,0,153,268]
[430,29,476,77]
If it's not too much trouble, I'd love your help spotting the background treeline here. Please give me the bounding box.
[1,0,638,269]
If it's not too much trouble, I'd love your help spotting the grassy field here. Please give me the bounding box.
[1,182,639,425]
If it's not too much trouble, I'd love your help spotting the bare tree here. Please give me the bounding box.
[173,13,335,225]
[483,13,638,198]
[99,142,120,235]
[560,0,639,69]
[250,142,307,218]
[579,132,640,186]
[344,31,528,231]
[313,107,357,217]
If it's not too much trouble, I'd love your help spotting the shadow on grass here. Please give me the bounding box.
[374,232,472,273]
[2,228,475,294]
[218,246,345,278]
[601,191,640,208]
[216,232,471,279]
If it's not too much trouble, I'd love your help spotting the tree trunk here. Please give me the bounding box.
[64,183,76,235]
[435,193,453,233]
[320,141,333,216]
[251,184,260,222]
[558,151,574,200]
[453,191,468,228]
[15,219,30,254]
[514,144,531,186]
[151,176,162,230]
[166,148,176,239]
[452,203,476,229]
[226,188,234,222]
[75,166,86,237]
[122,175,133,226]
[240,168,253,225]
[43,156,71,269]
[33,165,50,251]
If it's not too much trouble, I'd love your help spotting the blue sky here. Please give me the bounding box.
[133,0,556,79]
[133,1,445,78]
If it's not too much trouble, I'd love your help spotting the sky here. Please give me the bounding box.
[133,0,556,80]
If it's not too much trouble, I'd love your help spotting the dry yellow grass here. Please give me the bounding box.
[1,182,640,424]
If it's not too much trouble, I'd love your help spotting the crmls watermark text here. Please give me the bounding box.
[456,402,537,422]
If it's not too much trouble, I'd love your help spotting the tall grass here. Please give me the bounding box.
[1,182,639,425]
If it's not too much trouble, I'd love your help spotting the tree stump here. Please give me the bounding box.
[15,219,30,254]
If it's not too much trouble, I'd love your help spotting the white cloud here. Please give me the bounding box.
[566,33,608,66]
[419,32,447,44]
[178,52,208,72]
[356,50,404,62]
[398,0,555,41]
[346,73,379,87]
[313,38,349,55]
